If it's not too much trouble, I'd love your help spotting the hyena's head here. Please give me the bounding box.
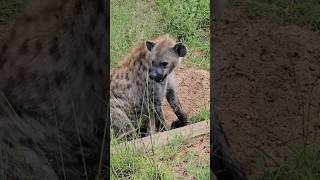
[146,37,187,83]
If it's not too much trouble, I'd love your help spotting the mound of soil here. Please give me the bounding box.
[163,67,210,124]
[213,8,320,179]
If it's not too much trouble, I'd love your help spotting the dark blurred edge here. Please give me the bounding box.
[104,0,110,179]
[210,0,248,179]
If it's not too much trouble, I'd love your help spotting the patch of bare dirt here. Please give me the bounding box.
[180,135,210,158]
[173,135,210,179]
[163,67,210,124]
[213,7,320,179]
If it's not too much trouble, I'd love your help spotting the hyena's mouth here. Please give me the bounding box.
[149,74,167,83]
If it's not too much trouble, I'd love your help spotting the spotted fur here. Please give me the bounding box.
[110,34,188,139]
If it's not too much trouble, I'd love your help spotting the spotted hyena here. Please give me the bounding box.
[0,0,107,179]
[110,34,188,139]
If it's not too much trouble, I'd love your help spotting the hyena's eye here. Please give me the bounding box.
[160,62,168,67]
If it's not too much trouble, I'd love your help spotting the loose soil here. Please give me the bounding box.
[213,7,320,179]
[163,66,210,124]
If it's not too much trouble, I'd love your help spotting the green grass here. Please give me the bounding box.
[185,150,210,180]
[110,109,210,179]
[110,133,180,179]
[189,107,210,124]
[111,132,209,179]
[154,0,210,70]
[110,0,163,67]
[111,0,210,70]
[230,0,320,31]
[110,0,210,178]
[111,147,174,179]
[111,152,174,179]
[262,149,320,180]
[111,146,143,179]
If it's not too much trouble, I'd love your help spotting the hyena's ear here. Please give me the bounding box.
[173,42,187,57]
[146,41,156,51]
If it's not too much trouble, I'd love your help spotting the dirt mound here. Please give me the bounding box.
[213,8,320,179]
[163,67,210,124]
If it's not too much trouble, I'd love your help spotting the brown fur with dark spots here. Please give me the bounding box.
[111,34,188,140]
[0,0,108,179]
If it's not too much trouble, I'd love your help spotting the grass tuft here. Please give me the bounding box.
[262,149,320,180]
[189,107,210,124]
[185,150,210,180]
[154,0,210,70]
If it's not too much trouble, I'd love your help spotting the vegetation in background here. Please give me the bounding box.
[111,0,210,69]
[154,0,210,69]
[230,0,320,31]
[110,0,163,67]
[111,144,174,179]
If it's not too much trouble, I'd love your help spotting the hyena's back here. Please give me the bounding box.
[0,0,107,179]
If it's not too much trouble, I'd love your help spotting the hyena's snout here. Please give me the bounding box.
[149,66,167,82]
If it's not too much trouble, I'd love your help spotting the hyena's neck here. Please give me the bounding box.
[117,42,152,81]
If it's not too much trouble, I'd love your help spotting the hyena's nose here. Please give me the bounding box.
[149,70,157,79]
[149,69,163,82]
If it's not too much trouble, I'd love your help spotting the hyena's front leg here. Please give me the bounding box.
[148,82,167,133]
[153,99,167,132]
[166,88,188,129]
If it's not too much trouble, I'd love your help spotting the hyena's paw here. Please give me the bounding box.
[170,119,189,129]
